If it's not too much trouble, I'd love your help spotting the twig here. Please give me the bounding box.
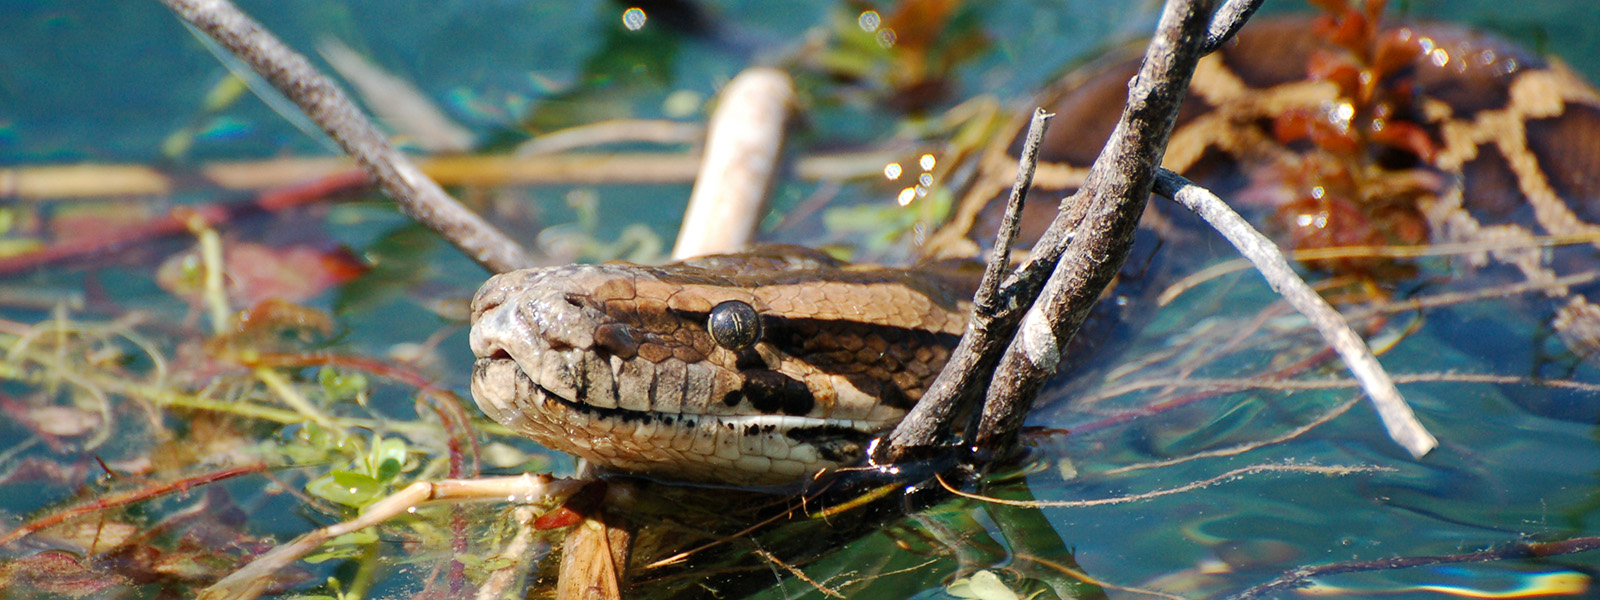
[753,548,845,599]
[1227,535,1600,600]
[971,0,1218,453]
[199,474,580,600]
[1202,0,1266,53]
[1153,169,1436,457]
[879,109,1053,460]
[474,506,542,600]
[672,68,794,259]
[0,463,269,547]
[515,119,705,156]
[156,0,531,273]
[979,110,1055,304]
[938,463,1392,508]
[1095,395,1360,476]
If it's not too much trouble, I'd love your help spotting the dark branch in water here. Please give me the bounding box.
[157,0,532,273]
[970,0,1220,453]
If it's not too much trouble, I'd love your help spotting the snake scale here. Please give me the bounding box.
[470,13,1600,485]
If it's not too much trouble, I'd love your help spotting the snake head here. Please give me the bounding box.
[468,257,971,486]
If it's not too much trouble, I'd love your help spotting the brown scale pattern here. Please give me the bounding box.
[468,248,975,484]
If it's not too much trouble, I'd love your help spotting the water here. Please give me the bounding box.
[2,1,1599,598]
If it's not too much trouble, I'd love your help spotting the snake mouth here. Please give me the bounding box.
[474,355,884,433]
[469,334,888,484]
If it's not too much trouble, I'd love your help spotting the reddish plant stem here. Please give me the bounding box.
[0,170,368,277]
[0,463,269,547]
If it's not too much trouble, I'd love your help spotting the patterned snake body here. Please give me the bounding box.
[471,16,1600,485]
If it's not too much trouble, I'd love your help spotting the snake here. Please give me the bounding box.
[469,14,1600,486]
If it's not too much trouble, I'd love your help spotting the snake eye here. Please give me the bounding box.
[708,300,762,351]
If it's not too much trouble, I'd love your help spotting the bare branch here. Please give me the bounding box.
[1203,0,1267,53]
[1153,169,1436,456]
[200,475,580,600]
[972,0,1219,452]
[878,109,1052,459]
[979,109,1055,305]
[157,0,532,273]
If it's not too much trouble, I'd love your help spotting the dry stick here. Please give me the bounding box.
[1154,169,1436,456]
[1202,0,1264,53]
[156,0,531,274]
[885,0,1266,456]
[878,108,1053,460]
[673,68,795,259]
[198,474,581,600]
[971,0,1219,452]
[549,65,796,600]
[556,511,633,600]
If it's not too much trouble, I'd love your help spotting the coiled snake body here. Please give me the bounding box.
[471,16,1600,485]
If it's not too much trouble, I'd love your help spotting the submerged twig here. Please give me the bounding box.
[0,464,269,547]
[3,146,913,202]
[1228,536,1600,600]
[156,0,531,273]
[1153,169,1436,457]
[938,463,1392,509]
[556,505,633,600]
[1096,395,1361,476]
[200,474,580,600]
[316,39,476,153]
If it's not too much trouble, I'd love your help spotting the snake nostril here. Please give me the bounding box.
[593,323,639,359]
[470,295,502,321]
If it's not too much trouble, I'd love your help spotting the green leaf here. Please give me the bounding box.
[369,438,406,483]
[947,570,1020,600]
[318,367,369,404]
[368,436,408,480]
[306,471,387,507]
